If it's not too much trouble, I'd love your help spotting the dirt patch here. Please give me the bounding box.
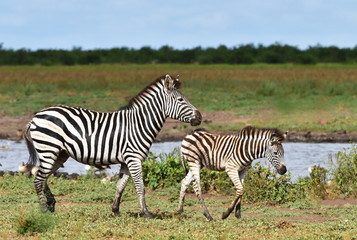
[2,111,357,142]
[321,198,357,207]
[276,214,332,223]
[0,113,32,140]
[179,193,357,223]
[275,221,295,229]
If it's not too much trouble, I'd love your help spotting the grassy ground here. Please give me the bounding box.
[1,173,356,240]
[1,63,357,132]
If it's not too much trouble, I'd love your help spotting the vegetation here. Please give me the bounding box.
[143,146,357,201]
[1,64,357,133]
[328,144,357,198]
[1,51,356,238]
[1,43,357,65]
[0,145,356,239]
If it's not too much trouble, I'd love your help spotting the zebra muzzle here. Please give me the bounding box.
[190,110,202,126]
[277,164,287,175]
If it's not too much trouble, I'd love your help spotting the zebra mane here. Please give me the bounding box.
[118,74,181,111]
[238,126,286,141]
[192,128,208,133]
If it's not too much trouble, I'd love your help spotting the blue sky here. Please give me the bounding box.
[1,0,356,50]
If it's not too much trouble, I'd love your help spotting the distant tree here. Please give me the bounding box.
[0,43,357,65]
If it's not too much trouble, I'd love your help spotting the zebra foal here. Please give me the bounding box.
[23,74,201,219]
[177,126,287,221]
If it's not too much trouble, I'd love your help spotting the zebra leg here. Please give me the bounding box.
[34,172,50,212]
[126,159,153,219]
[222,167,243,219]
[191,169,213,221]
[112,164,130,216]
[235,168,249,219]
[43,181,55,212]
[35,151,69,212]
[235,198,242,219]
[177,170,193,214]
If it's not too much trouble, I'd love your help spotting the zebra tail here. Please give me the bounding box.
[23,122,39,166]
[180,155,188,175]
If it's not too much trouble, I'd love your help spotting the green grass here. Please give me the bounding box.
[1,63,357,132]
[1,144,356,239]
[0,173,356,239]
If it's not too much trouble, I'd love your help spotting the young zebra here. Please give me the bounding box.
[177,126,287,221]
[23,74,202,219]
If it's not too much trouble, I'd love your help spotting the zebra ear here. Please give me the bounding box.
[283,131,288,140]
[270,134,280,144]
[164,74,174,92]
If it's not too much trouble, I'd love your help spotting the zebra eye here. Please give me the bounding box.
[273,151,278,155]
[177,97,184,102]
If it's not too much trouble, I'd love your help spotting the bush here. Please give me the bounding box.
[295,166,328,200]
[142,149,185,189]
[243,163,298,204]
[16,208,57,235]
[328,144,357,197]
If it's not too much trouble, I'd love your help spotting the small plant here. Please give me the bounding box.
[200,169,233,194]
[294,165,328,200]
[142,149,185,189]
[16,208,57,235]
[328,144,357,197]
[243,163,297,204]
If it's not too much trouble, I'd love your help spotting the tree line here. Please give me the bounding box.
[1,43,357,65]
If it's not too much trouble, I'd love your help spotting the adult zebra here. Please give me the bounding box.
[177,126,287,221]
[24,74,202,219]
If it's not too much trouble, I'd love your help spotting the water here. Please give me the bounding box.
[0,140,352,180]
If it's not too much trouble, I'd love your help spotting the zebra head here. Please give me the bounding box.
[266,131,288,175]
[162,74,202,126]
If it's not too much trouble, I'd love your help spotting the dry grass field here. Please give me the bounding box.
[1,64,357,135]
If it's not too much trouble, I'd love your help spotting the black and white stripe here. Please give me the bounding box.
[177,126,287,221]
[24,74,202,218]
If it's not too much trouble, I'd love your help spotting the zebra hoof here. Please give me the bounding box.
[206,216,214,221]
[235,211,241,219]
[143,212,154,219]
[222,211,230,220]
[40,204,52,213]
[48,206,55,212]
[177,208,183,215]
[203,212,213,221]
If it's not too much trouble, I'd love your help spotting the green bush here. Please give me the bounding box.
[143,149,185,189]
[16,208,57,235]
[328,144,357,197]
[200,169,233,194]
[294,166,328,200]
[243,163,299,204]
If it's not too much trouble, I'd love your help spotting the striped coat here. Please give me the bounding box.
[24,74,202,218]
[177,126,287,220]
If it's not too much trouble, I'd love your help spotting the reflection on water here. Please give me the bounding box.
[0,140,352,180]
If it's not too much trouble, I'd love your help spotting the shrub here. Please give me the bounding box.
[295,166,328,200]
[142,149,185,189]
[243,163,298,204]
[328,144,357,197]
[16,208,57,235]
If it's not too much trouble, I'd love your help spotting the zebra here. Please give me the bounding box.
[177,126,287,221]
[23,74,202,219]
